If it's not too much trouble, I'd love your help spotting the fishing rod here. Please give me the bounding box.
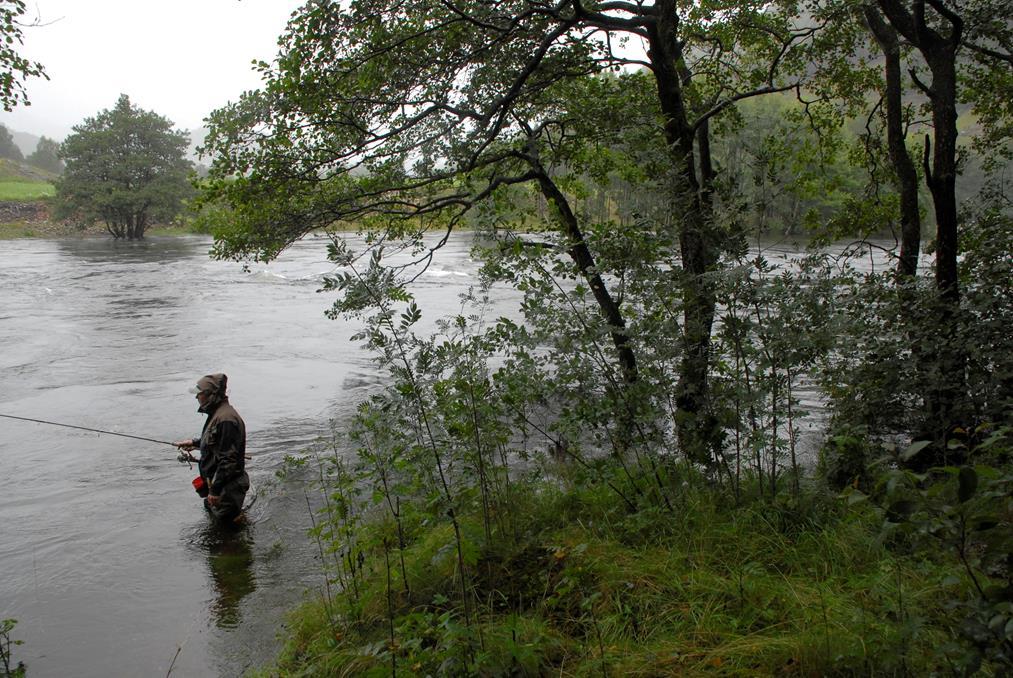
[0,413,178,447]
[1,413,251,469]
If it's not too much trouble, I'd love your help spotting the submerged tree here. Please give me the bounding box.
[57,95,193,239]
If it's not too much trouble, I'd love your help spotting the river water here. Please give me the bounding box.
[0,233,891,676]
[0,234,483,677]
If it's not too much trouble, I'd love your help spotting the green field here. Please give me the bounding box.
[0,180,55,200]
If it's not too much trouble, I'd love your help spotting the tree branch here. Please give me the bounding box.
[908,67,935,98]
[923,0,963,44]
[692,83,798,132]
[964,40,1013,65]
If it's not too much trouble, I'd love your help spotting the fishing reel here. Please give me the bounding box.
[177,450,198,466]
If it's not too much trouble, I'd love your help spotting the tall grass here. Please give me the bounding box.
[254,476,970,677]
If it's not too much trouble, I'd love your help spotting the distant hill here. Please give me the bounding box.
[5,124,209,170]
[0,157,59,183]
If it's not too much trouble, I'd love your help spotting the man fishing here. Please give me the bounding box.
[174,373,250,523]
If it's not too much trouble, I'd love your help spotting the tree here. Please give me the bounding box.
[201,0,824,463]
[861,5,923,278]
[0,123,21,160]
[795,0,1013,450]
[57,95,194,239]
[25,135,61,173]
[865,0,1012,440]
[0,0,46,111]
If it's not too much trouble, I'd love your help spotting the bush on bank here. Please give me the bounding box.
[255,456,1011,676]
[250,202,1011,676]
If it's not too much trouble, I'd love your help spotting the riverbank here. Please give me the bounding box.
[0,196,209,239]
[252,467,1005,676]
[0,215,203,239]
[0,221,201,239]
[0,219,103,239]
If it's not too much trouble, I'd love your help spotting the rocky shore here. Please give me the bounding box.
[0,200,168,238]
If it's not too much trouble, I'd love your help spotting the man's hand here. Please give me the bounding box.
[174,439,196,451]
[206,495,221,507]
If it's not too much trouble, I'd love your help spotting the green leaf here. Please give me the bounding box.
[845,489,868,505]
[971,517,998,531]
[901,440,931,462]
[886,500,916,523]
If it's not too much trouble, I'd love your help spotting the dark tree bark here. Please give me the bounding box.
[876,0,961,298]
[646,0,720,464]
[875,0,966,439]
[863,5,922,278]
[531,161,639,385]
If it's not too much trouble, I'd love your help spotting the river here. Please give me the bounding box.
[0,232,892,676]
[0,234,483,677]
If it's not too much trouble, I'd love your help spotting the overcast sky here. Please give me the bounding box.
[0,0,304,141]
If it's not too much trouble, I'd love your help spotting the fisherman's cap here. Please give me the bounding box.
[190,373,228,394]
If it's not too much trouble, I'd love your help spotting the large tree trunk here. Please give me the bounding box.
[647,0,720,465]
[922,47,964,438]
[135,212,148,239]
[875,0,967,441]
[923,53,960,303]
[106,219,125,239]
[863,6,922,277]
[876,0,962,297]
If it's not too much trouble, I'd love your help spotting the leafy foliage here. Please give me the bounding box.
[25,135,61,174]
[263,462,994,676]
[818,205,1013,453]
[846,432,1013,673]
[0,0,46,111]
[0,618,25,678]
[190,0,1012,674]
[56,94,194,239]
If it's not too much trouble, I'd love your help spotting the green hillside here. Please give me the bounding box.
[0,158,57,200]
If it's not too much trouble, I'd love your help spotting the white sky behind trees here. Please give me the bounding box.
[0,0,303,142]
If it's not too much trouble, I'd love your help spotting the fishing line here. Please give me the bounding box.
[0,413,177,447]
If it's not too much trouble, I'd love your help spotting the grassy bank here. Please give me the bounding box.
[256,477,984,677]
[0,158,58,201]
[0,181,55,200]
